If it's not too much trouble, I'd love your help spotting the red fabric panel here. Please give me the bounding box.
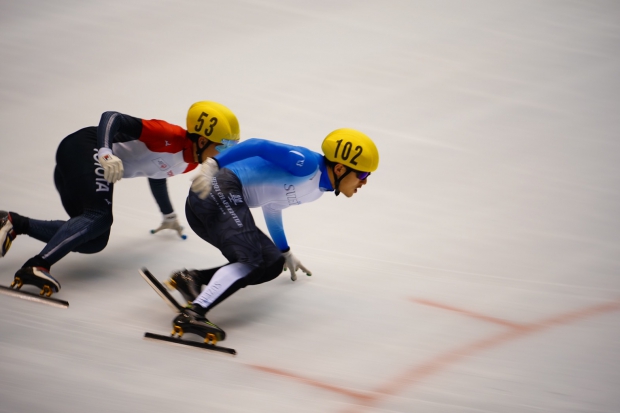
[140,119,187,153]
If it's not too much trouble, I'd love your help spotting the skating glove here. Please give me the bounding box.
[282,250,312,281]
[151,213,186,239]
[98,148,124,184]
[191,158,219,199]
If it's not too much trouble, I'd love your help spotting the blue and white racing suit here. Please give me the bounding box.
[186,138,334,311]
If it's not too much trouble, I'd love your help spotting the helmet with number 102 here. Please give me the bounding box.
[321,128,379,173]
[186,101,240,151]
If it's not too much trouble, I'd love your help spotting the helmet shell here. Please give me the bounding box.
[321,128,379,172]
[186,101,240,143]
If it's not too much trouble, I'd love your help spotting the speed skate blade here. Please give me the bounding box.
[0,285,69,308]
[144,332,236,355]
[139,268,184,312]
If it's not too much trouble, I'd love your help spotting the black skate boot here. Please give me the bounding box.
[0,211,16,258]
[172,305,226,344]
[12,267,61,297]
[164,269,202,303]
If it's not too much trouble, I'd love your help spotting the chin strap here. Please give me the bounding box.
[194,139,213,163]
[195,139,214,163]
[332,166,352,196]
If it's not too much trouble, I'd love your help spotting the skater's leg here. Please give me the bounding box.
[6,213,109,252]
[162,201,226,302]
[172,171,281,342]
[35,208,113,265]
[15,128,114,291]
[171,253,283,307]
[187,214,281,312]
[246,230,285,285]
[23,218,66,244]
[248,255,285,286]
[1,211,66,257]
[194,267,222,284]
[166,266,222,304]
[181,172,265,312]
[192,262,254,311]
[3,214,108,259]
[25,127,114,268]
[12,213,111,295]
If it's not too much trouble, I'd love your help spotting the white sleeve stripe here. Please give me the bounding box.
[103,112,119,149]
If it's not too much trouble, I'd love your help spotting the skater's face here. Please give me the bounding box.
[202,142,221,161]
[333,164,369,198]
[194,137,221,162]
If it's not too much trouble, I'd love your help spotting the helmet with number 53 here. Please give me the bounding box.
[321,128,379,173]
[187,101,240,143]
[186,101,240,161]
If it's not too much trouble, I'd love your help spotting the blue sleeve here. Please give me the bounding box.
[214,138,318,177]
[262,206,288,251]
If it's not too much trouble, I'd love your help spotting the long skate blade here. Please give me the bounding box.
[144,332,237,355]
[0,285,69,309]
[139,268,184,313]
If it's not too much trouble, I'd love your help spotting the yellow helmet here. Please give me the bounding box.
[321,128,379,172]
[186,101,240,144]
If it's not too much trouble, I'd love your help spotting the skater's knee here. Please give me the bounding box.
[85,235,110,253]
[266,256,285,278]
[247,256,285,285]
[73,209,112,254]
[75,231,110,254]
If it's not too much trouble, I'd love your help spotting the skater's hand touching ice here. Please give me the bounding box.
[151,212,186,239]
[191,158,219,199]
[282,249,312,281]
[98,148,124,183]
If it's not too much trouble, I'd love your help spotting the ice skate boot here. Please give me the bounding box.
[172,306,226,344]
[12,267,61,297]
[0,211,16,258]
[164,269,202,303]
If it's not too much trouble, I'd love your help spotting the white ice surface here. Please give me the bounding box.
[1,1,619,412]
